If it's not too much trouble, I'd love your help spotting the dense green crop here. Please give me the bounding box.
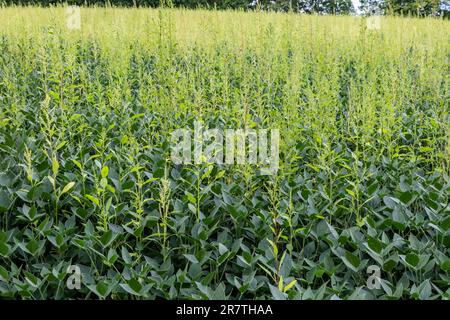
[0,6,449,300]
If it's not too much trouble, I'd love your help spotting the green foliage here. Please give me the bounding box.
[1,0,249,10]
[1,0,449,16]
[387,0,442,15]
[0,7,449,300]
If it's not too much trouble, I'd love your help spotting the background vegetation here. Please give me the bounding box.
[0,6,449,299]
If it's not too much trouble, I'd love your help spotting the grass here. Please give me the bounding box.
[0,6,449,299]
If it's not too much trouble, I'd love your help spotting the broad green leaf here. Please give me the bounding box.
[101,166,109,178]
[61,182,75,194]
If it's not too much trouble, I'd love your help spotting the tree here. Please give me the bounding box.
[387,0,441,15]
[3,0,449,16]
[358,0,387,14]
